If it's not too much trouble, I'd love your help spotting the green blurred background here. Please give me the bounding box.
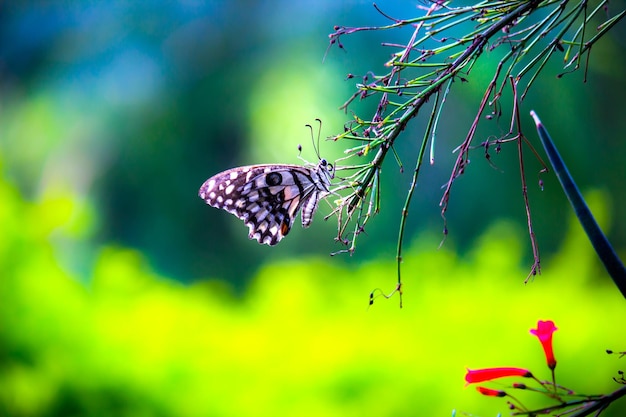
[1,1,626,416]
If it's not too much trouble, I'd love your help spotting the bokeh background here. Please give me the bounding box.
[1,1,626,416]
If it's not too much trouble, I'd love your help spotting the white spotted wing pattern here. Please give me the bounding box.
[198,160,334,245]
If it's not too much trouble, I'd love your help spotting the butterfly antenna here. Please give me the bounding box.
[314,118,323,160]
[305,122,317,159]
[301,124,314,164]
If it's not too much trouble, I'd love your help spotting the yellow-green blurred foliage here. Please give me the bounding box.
[1,171,625,417]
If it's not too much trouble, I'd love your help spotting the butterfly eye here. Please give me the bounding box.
[320,159,328,166]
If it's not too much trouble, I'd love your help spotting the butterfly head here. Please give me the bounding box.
[318,158,335,184]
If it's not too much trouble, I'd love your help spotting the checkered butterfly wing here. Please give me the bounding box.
[198,160,334,245]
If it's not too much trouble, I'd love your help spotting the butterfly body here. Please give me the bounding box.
[199,159,334,245]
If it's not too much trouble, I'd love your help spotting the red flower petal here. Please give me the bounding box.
[476,386,507,397]
[465,367,533,384]
[530,320,558,342]
[530,320,558,370]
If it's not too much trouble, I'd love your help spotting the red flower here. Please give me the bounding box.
[530,320,558,370]
[465,367,533,384]
[476,386,507,397]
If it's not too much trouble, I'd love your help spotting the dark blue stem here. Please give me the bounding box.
[531,111,626,299]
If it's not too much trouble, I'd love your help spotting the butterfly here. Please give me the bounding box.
[198,159,335,245]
